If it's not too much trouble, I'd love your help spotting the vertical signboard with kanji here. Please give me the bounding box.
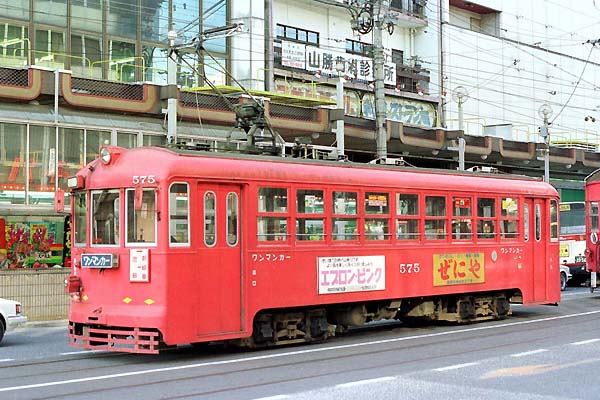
[130,248,150,282]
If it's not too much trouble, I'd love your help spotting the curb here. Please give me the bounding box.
[24,319,68,328]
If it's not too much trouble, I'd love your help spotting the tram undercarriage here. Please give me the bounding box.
[235,290,517,348]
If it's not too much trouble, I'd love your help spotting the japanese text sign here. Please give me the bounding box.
[130,248,150,282]
[433,253,485,286]
[318,255,385,294]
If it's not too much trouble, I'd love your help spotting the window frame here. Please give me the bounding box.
[332,190,359,241]
[226,192,239,247]
[125,187,158,247]
[395,192,420,241]
[204,190,217,247]
[295,188,325,242]
[476,197,496,241]
[424,195,447,240]
[90,188,121,248]
[257,186,289,243]
[169,182,190,247]
[73,191,88,247]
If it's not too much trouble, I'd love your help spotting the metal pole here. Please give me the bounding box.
[544,117,550,183]
[373,0,388,160]
[167,31,178,144]
[336,75,345,159]
[458,100,465,170]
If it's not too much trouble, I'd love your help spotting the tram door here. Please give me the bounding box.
[527,198,548,301]
[196,184,242,335]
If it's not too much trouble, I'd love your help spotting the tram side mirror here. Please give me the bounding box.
[134,186,143,211]
[54,189,65,212]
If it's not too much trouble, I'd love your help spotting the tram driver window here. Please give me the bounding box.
[74,192,87,246]
[500,197,519,239]
[91,189,120,245]
[258,187,288,242]
[425,196,446,240]
[452,197,472,240]
[126,188,157,245]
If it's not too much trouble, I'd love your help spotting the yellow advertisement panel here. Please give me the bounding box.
[559,244,569,258]
[433,253,485,286]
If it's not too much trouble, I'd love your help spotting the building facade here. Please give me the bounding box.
[0,0,598,269]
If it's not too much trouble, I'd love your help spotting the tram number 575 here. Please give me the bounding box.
[399,263,420,274]
[132,175,156,185]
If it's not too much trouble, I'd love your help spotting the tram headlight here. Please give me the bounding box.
[100,147,111,164]
[67,175,84,189]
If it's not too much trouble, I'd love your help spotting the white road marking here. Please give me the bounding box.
[433,362,479,372]
[510,349,548,357]
[0,359,14,363]
[336,377,396,388]
[570,338,600,346]
[3,309,600,393]
[251,396,290,400]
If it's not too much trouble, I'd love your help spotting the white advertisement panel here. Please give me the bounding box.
[281,41,306,69]
[318,255,386,294]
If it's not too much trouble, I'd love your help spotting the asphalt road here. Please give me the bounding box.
[1,286,599,400]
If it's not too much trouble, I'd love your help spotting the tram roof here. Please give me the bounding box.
[81,146,558,197]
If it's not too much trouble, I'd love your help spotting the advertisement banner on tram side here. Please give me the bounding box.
[433,252,485,286]
[318,255,386,294]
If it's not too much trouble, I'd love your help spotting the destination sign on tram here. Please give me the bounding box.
[81,254,116,268]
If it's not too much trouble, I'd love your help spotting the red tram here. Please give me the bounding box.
[584,172,600,290]
[66,146,561,353]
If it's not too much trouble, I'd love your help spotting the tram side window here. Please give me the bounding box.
[74,192,87,246]
[396,193,419,240]
[169,183,189,245]
[477,198,496,240]
[365,192,389,240]
[227,192,238,246]
[126,188,157,245]
[535,204,542,242]
[258,187,288,241]
[425,196,446,240]
[524,204,530,241]
[91,189,120,246]
[550,200,559,241]
[296,189,324,241]
[590,201,599,231]
[204,192,216,246]
[500,197,519,239]
[332,191,358,241]
[452,197,472,240]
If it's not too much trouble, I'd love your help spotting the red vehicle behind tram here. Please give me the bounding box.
[66,146,561,353]
[584,172,600,290]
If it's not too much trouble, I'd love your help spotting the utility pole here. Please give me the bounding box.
[373,0,389,160]
[166,30,178,144]
[538,103,553,183]
[346,0,393,161]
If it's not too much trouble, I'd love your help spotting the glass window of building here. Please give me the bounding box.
[109,40,136,82]
[86,130,112,164]
[117,131,138,148]
[72,0,102,33]
[33,0,67,26]
[142,46,168,84]
[107,0,138,39]
[0,123,26,205]
[0,23,29,65]
[142,0,170,42]
[143,134,166,147]
[0,0,29,20]
[58,128,84,192]
[34,29,65,67]
[202,0,227,53]
[71,34,102,77]
[29,125,56,196]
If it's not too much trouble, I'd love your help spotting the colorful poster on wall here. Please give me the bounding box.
[2,218,67,269]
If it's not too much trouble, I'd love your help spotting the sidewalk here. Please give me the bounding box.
[24,319,68,328]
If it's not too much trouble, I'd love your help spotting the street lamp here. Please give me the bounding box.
[538,103,553,183]
[452,86,468,171]
[335,59,346,160]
